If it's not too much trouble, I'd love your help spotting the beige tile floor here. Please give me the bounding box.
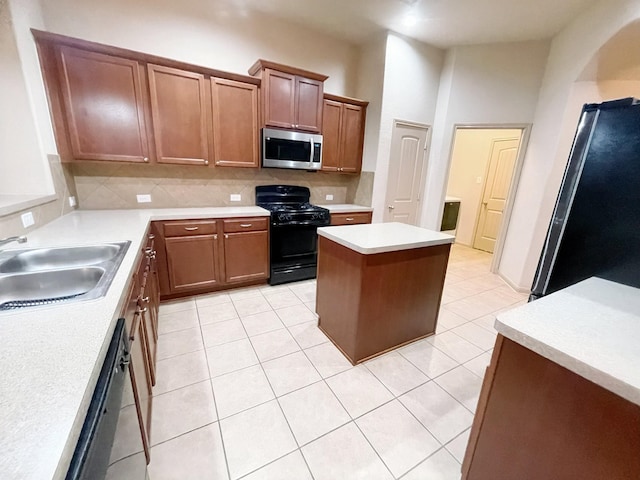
[146,244,528,480]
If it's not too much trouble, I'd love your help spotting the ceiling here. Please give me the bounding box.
[231,0,598,48]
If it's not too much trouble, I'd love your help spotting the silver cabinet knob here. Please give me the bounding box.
[143,157,149,162]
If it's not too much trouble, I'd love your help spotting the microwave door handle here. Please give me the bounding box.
[309,139,314,163]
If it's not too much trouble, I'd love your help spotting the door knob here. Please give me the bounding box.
[388,205,395,210]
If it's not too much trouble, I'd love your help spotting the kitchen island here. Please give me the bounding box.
[316,222,454,364]
[463,277,640,480]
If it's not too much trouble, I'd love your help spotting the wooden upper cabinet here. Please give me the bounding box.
[321,94,368,174]
[262,69,296,129]
[340,103,365,173]
[211,78,259,168]
[57,46,150,163]
[321,99,342,172]
[147,64,211,166]
[249,60,327,133]
[295,76,323,132]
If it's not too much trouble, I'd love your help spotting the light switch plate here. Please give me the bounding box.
[21,211,35,228]
[230,194,241,202]
[325,194,334,201]
[137,194,152,203]
[68,196,76,207]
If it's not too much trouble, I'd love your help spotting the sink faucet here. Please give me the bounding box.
[0,236,27,249]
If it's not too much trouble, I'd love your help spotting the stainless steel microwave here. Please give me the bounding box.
[262,128,323,171]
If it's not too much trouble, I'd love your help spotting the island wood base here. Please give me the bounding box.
[316,236,450,364]
[463,335,640,480]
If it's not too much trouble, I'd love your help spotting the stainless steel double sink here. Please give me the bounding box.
[0,242,130,311]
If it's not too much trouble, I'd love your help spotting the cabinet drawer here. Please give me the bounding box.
[163,220,217,237]
[330,212,372,226]
[223,217,268,233]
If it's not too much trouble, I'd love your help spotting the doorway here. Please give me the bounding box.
[383,120,430,224]
[445,126,526,260]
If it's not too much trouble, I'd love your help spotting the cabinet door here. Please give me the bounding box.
[129,311,152,459]
[295,77,323,132]
[223,230,268,283]
[147,64,211,166]
[57,46,150,163]
[139,285,157,386]
[120,280,151,464]
[211,78,259,167]
[321,99,342,172]
[263,68,296,129]
[165,234,220,292]
[339,103,364,173]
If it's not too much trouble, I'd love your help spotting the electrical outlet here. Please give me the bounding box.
[230,194,241,202]
[21,211,35,228]
[68,196,76,207]
[325,194,334,201]
[136,194,152,203]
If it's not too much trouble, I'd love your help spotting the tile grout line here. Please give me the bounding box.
[231,290,312,479]
[196,298,234,480]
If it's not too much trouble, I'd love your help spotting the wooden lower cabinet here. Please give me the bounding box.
[463,335,640,480]
[165,234,221,291]
[223,230,268,283]
[154,217,269,297]
[121,280,152,464]
[330,211,372,226]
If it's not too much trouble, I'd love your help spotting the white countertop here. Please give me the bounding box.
[319,204,373,213]
[496,277,640,406]
[317,222,455,254]
[0,206,268,480]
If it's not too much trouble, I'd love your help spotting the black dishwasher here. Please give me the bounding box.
[66,318,129,480]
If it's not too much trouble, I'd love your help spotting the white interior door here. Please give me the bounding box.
[473,138,520,253]
[383,121,428,224]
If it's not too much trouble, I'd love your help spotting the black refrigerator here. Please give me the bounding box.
[530,97,640,301]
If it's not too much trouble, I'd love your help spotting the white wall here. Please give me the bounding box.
[40,0,359,96]
[420,40,550,235]
[370,33,444,223]
[446,128,522,246]
[499,0,640,289]
[0,0,53,197]
[356,34,387,173]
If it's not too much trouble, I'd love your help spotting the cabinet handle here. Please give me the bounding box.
[148,234,155,240]
[136,306,148,314]
[224,234,229,239]
[213,234,218,240]
[240,223,252,228]
[346,217,354,221]
[143,157,149,162]
[204,160,209,166]
[184,226,199,231]
[141,296,149,303]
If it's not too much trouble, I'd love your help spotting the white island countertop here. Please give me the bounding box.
[0,206,268,480]
[318,222,454,255]
[496,277,640,406]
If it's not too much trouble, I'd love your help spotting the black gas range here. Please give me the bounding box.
[256,185,330,285]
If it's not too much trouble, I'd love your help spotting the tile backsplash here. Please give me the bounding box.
[0,155,77,237]
[72,163,373,209]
